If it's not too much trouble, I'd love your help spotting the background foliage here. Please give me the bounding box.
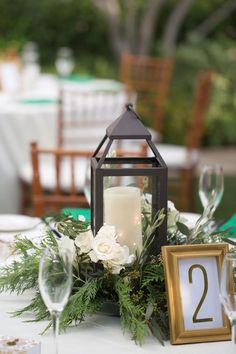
[0,0,236,145]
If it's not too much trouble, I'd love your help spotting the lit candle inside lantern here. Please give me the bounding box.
[104,186,142,254]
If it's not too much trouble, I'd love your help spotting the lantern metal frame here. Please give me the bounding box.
[91,104,168,254]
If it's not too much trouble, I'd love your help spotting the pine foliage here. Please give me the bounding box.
[0,212,169,345]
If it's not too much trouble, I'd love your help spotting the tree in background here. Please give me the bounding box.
[0,0,235,145]
[92,0,236,58]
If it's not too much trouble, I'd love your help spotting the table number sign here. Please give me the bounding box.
[162,244,231,344]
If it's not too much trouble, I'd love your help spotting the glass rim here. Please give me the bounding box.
[202,163,223,170]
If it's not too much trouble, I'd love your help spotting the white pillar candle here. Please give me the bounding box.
[104,186,142,254]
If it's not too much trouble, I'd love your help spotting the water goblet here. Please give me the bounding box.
[199,163,224,219]
[38,248,72,354]
[190,164,224,241]
[220,252,236,344]
[55,47,74,77]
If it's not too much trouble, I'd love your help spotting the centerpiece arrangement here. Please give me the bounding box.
[0,105,234,346]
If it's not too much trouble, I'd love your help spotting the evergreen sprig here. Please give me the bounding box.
[0,213,168,346]
[12,291,49,323]
[115,278,149,345]
[60,278,103,329]
[0,240,40,294]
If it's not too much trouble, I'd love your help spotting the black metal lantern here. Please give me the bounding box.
[91,104,167,254]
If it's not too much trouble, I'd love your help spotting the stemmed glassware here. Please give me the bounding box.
[38,248,72,354]
[199,163,224,220]
[55,47,75,77]
[220,253,236,344]
[190,164,224,241]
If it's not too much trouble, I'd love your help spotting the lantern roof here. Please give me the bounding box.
[106,104,151,140]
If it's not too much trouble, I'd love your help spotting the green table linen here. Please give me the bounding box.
[62,207,91,221]
[219,213,236,237]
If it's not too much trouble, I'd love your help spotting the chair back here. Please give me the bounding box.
[30,141,147,216]
[31,141,92,216]
[186,70,214,150]
[57,88,131,149]
[120,54,173,135]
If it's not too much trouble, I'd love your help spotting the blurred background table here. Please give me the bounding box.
[0,74,130,213]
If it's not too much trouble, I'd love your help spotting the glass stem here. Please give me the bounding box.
[232,319,236,344]
[52,311,60,354]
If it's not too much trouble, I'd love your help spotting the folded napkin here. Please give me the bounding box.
[62,208,91,221]
[59,74,94,82]
[219,213,236,237]
[20,98,57,104]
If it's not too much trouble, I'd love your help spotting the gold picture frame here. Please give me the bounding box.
[162,243,231,344]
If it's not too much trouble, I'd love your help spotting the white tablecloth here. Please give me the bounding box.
[0,75,130,213]
[0,291,234,354]
[0,214,234,353]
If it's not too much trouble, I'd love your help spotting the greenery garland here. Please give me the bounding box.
[0,208,234,346]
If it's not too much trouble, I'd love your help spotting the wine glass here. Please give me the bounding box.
[190,164,224,241]
[199,163,224,219]
[55,47,74,77]
[220,253,236,344]
[21,42,40,90]
[38,248,72,354]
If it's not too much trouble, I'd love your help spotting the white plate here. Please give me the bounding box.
[180,212,201,229]
[0,214,39,232]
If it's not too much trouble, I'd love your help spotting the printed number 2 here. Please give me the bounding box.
[188,264,213,323]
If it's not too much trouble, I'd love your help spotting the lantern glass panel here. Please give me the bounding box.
[101,153,160,255]
[103,175,153,255]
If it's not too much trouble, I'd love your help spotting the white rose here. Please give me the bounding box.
[88,225,135,273]
[104,245,136,274]
[57,234,75,261]
[90,234,118,262]
[78,215,86,222]
[167,200,180,232]
[96,225,116,241]
[75,230,94,253]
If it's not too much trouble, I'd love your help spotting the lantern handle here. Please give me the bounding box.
[125,103,142,121]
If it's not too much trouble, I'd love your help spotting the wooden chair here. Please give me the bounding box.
[57,87,131,149]
[20,87,130,214]
[156,70,214,211]
[30,141,147,216]
[30,141,92,216]
[120,53,173,138]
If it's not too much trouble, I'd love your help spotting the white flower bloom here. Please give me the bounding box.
[90,232,118,261]
[167,200,180,232]
[104,245,136,274]
[78,215,86,222]
[58,234,75,261]
[88,225,136,274]
[96,225,116,241]
[167,200,186,233]
[75,230,94,253]
[167,200,176,210]
[89,249,99,263]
